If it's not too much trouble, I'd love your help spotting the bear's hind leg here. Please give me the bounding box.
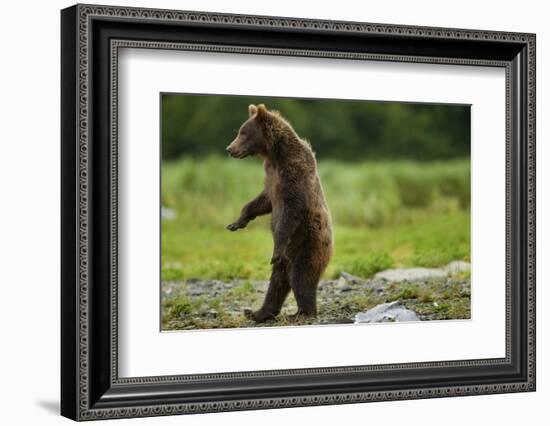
[245,259,290,322]
[289,254,322,319]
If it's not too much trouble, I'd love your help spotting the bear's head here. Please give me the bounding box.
[226,104,272,159]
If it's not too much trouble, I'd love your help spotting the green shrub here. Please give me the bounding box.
[322,164,401,227]
[436,166,470,209]
[392,164,437,208]
[164,295,194,317]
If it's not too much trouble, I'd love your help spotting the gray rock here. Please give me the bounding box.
[318,279,334,288]
[336,277,352,292]
[204,310,218,319]
[339,271,369,285]
[186,287,204,296]
[375,286,389,296]
[445,261,471,274]
[338,272,389,294]
[161,281,187,300]
[210,279,225,288]
[374,267,446,282]
[354,301,420,323]
[373,261,470,283]
[460,283,471,296]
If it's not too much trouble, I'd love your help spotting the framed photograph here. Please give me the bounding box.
[61,4,536,421]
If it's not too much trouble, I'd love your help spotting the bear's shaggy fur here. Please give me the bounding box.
[226,104,333,322]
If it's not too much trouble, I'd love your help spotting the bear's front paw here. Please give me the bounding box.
[226,221,244,232]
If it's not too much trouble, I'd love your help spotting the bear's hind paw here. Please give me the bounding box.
[286,311,317,322]
[244,308,276,323]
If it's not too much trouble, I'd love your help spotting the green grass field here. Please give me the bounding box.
[161,156,470,281]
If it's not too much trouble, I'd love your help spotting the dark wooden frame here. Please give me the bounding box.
[61,3,536,421]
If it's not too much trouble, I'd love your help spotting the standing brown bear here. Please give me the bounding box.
[226,104,333,322]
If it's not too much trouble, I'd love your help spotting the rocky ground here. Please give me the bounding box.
[161,261,471,330]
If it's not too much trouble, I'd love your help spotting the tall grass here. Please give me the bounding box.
[162,156,470,228]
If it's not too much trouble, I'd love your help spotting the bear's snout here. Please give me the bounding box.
[226,138,245,158]
[226,142,240,158]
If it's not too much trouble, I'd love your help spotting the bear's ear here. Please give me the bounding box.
[248,104,258,117]
[256,104,268,120]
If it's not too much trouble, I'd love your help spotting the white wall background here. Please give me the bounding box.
[0,0,546,424]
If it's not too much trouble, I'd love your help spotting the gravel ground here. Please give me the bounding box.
[161,262,471,330]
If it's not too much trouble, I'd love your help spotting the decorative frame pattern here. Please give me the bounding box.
[61,4,536,421]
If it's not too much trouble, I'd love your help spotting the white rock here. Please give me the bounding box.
[444,261,471,274]
[355,301,420,323]
[374,267,446,282]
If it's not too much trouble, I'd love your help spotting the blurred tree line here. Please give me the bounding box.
[161,94,470,161]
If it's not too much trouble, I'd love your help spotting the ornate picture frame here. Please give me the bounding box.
[61,4,535,420]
